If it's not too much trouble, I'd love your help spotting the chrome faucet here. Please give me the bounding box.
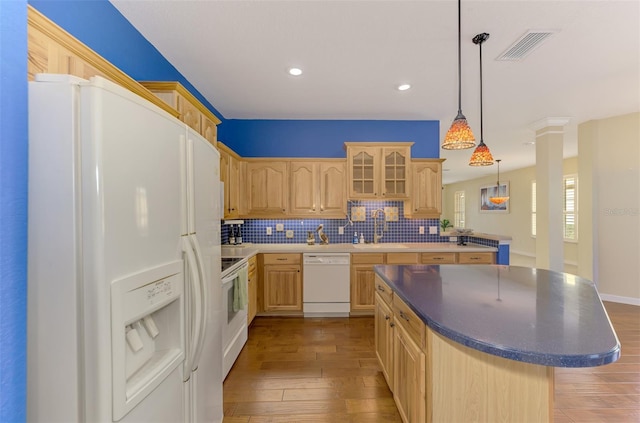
[372,209,387,244]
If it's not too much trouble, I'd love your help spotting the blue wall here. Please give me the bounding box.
[220,119,440,158]
[29,0,226,123]
[30,0,441,159]
[0,1,28,421]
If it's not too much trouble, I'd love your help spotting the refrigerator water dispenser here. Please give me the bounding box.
[111,260,185,420]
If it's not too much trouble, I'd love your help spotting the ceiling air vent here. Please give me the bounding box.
[496,30,556,61]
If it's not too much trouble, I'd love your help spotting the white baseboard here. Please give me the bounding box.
[600,294,640,306]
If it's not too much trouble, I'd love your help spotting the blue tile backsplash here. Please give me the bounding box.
[221,200,499,250]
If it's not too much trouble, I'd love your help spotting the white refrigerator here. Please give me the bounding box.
[27,74,223,422]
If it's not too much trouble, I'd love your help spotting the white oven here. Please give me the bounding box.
[221,261,248,379]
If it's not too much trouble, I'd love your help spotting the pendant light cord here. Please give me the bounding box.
[457,0,462,114]
[479,38,483,141]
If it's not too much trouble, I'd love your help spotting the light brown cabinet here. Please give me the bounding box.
[244,161,289,217]
[405,159,444,218]
[247,255,258,325]
[374,278,394,388]
[350,253,385,312]
[289,160,347,217]
[345,142,413,199]
[420,252,457,264]
[262,254,302,312]
[219,143,242,219]
[393,317,426,423]
[139,81,220,145]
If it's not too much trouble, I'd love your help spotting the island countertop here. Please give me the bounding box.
[373,264,620,367]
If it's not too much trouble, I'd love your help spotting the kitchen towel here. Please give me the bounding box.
[233,265,248,312]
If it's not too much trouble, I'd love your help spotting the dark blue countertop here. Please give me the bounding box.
[374,265,620,367]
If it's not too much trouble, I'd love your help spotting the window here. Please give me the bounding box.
[530,177,578,241]
[564,175,578,241]
[531,181,536,237]
[454,191,465,228]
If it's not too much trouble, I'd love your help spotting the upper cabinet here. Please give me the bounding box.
[244,161,289,217]
[289,160,347,218]
[345,142,413,199]
[405,159,444,218]
[219,142,242,219]
[139,81,221,146]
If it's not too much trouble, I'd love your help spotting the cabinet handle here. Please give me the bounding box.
[377,285,385,292]
[390,322,395,328]
[399,310,409,322]
[434,257,443,260]
[276,258,287,261]
[385,315,390,321]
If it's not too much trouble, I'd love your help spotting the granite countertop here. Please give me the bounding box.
[221,242,496,256]
[374,264,621,368]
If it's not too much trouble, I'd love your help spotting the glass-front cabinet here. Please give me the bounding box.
[345,142,413,199]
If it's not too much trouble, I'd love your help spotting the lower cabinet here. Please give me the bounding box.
[350,253,385,313]
[393,321,426,423]
[262,253,302,312]
[375,274,426,423]
[247,255,258,325]
[374,292,394,387]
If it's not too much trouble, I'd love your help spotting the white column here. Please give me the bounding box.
[533,118,569,272]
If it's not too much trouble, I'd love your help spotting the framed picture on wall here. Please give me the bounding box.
[480,182,510,213]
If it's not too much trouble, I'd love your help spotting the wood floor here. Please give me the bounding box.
[223,301,639,422]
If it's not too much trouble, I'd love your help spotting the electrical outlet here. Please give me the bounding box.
[276,223,284,231]
[419,226,425,234]
[338,227,344,235]
[429,226,438,235]
[285,230,294,238]
[266,227,272,235]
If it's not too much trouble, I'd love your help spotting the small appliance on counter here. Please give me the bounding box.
[453,228,473,246]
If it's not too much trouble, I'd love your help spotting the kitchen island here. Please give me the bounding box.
[373,264,620,423]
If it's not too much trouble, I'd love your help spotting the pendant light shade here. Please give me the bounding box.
[469,32,495,166]
[442,0,475,150]
[489,159,510,204]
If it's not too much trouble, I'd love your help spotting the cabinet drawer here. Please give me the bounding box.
[351,253,385,265]
[393,296,426,349]
[386,252,419,264]
[457,252,495,264]
[374,275,393,305]
[421,252,456,264]
[263,253,301,265]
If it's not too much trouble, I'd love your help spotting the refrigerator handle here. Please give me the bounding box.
[189,234,208,371]
[182,236,202,381]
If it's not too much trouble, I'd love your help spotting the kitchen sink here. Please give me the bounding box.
[352,243,408,249]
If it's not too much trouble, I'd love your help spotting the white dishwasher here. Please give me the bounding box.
[303,253,351,317]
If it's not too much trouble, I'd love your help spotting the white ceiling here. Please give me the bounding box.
[110,0,640,184]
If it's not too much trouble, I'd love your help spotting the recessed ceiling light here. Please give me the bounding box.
[288,67,302,76]
[397,84,411,91]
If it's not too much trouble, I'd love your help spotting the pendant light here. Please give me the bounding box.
[469,33,494,166]
[489,159,510,204]
[442,0,475,150]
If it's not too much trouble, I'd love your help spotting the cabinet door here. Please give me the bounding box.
[289,162,317,215]
[381,146,410,199]
[200,115,217,145]
[247,256,258,325]
[409,161,442,218]
[263,265,302,311]
[375,293,394,389]
[227,156,241,218]
[348,147,378,199]
[319,161,347,217]
[393,322,426,423]
[245,162,288,216]
[176,93,201,132]
[350,264,377,312]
